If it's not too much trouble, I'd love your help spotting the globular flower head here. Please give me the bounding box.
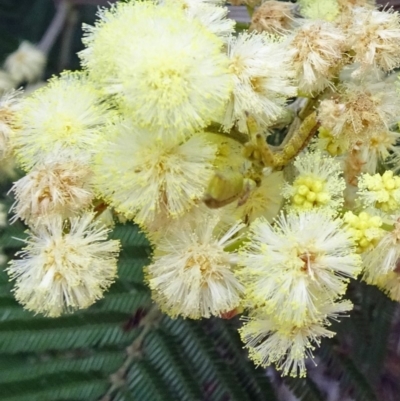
[160,0,235,40]
[239,299,353,377]
[238,211,361,327]
[298,0,340,21]
[13,72,109,170]
[250,1,297,35]
[10,155,94,225]
[357,130,400,174]
[282,151,345,216]
[81,1,232,137]
[4,41,46,84]
[358,170,400,212]
[93,120,217,228]
[289,20,346,94]
[343,211,384,253]
[223,32,296,133]
[318,81,400,148]
[0,89,22,160]
[7,213,120,317]
[348,7,400,75]
[146,212,244,319]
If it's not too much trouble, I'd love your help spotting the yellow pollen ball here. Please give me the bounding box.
[306,192,317,202]
[298,185,309,196]
[293,194,305,205]
[360,171,400,212]
[343,211,384,253]
[291,175,330,210]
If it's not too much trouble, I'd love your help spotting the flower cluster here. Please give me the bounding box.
[3,0,400,378]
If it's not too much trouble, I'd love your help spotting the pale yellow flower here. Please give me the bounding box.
[81,1,231,137]
[250,1,297,35]
[238,211,361,327]
[299,0,340,21]
[160,0,235,39]
[349,7,400,74]
[10,156,94,225]
[289,20,346,94]
[7,213,120,317]
[223,32,296,133]
[358,170,400,212]
[146,213,244,319]
[240,299,353,377]
[318,81,400,148]
[13,72,109,170]
[93,120,217,227]
[4,41,46,84]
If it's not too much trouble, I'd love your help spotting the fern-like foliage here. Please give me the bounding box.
[0,216,398,401]
[0,219,281,401]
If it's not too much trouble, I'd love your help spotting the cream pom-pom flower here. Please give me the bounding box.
[159,0,235,40]
[93,120,217,227]
[7,213,120,317]
[4,41,46,84]
[358,170,400,213]
[10,154,94,225]
[146,211,244,319]
[356,130,400,174]
[223,32,296,133]
[13,72,109,170]
[250,1,297,35]
[298,0,340,21]
[81,1,232,137]
[239,299,353,377]
[318,80,400,149]
[348,7,400,74]
[238,211,361,327]
[289,20,346,94]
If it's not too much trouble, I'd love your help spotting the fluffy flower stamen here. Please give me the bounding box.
[146,213,244,319]
[7,213,120,317]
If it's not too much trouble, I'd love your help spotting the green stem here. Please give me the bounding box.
[382,222,394,232]
[206,122,249,145]
[235,21,251,31]
[224,237,247,253]
[297,97,319,121]
[246,5,254,18]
